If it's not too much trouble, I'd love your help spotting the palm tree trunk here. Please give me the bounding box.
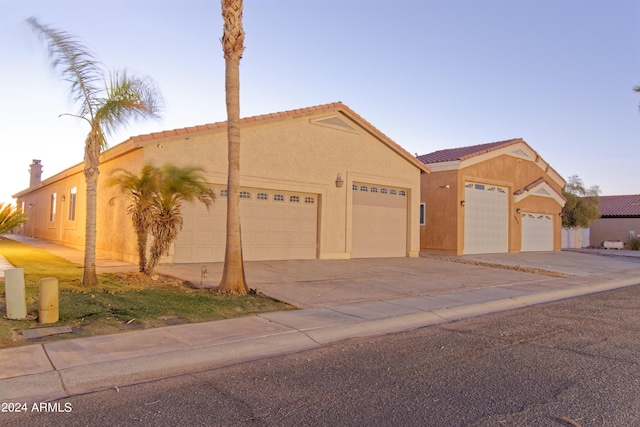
[218,0,249,295]
[82,136,100,286]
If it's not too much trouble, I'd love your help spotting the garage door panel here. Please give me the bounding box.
[464,183,508,254]
[352,184,407,258]
[174,187,318,262]
[522,213,553,251]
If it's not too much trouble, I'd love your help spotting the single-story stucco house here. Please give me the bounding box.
[589,194,640,247]
[12,102,429,264]
[416,138,566,255]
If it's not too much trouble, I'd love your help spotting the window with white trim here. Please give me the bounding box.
[257,192,268,200]
[274,194,284,201]
[240,191,251,199]
[290,195,300,203]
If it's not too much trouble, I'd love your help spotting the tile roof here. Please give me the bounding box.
[127,101,429,173]
[416,138,524,164]
[598,195,640,217]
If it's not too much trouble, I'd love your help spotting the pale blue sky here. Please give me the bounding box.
[1,0,639,204]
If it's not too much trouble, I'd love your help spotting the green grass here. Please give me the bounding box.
[0,238,293,348]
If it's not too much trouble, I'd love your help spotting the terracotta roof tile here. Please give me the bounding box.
[598,195,640,217]
[126,102,429,173]
[416,138,523,164]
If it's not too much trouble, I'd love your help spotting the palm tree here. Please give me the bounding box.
[219,0,249,295]
[109,165,160,272]
[27,18,162,286]
[0,203,28,235]
[145,165,215,275]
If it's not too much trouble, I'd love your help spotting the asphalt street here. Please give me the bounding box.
[3,284,639,427]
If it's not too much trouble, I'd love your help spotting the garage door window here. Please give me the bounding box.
[274,194,284,201]
[257,192,268,200]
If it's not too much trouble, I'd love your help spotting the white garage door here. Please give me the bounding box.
[174,187,318,262]
[521,213,554,251]
[352,183,407,258]
[463,182,508,254]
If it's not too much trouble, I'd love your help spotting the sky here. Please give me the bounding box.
[1,0,639,205]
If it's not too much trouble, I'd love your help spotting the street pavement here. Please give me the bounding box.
[1,234,640,404]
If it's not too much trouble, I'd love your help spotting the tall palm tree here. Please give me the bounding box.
[27,18,162,286]
[219,0,249,295]
[109,165,160,272]
[0,203,28,235]
[145,165,215,275]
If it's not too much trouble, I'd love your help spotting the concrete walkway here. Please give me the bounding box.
[1,234,640,403]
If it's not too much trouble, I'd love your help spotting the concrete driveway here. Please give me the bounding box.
[156,250,640,308]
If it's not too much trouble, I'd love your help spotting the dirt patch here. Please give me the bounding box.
[422,255,573,278]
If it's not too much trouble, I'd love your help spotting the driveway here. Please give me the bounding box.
[156,250,640,308]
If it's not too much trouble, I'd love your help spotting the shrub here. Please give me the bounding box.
[626,237,640,251]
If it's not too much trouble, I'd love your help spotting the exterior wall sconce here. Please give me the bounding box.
[61,195,66,202]
[460,200,465,207]
[439,184,450,189]
[335,173,344,188]
[516,208,521,214]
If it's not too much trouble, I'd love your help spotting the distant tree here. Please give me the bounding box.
[218,0,249,295]
[561,175,601,229]
[27,18,162,286]
[0,203,28,235]
[145,165,215,275]
[109,165,161,272]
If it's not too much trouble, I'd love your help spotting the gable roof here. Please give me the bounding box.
[416,138,523,164]
[128,102,430,173]
[599,195,640,217]
[513,177,566,206]
[416,138,565,188]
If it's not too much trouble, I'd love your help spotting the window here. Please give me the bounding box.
[380,188,388,194]
[274,194,284,201]
[370,187,378,193]
[420,202,426,226]
[290,195,300,203]
[49,193,57,222]
[68,187,77,221]
[304,196,315,204]
[360,185,368,192]
[390,189,397,195]
[240,191,251,199]
[220,189,228,197]
[398,190,406,196]
[257,192,268,200]
[352,184,358,191]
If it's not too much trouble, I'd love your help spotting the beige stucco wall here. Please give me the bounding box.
[14,108,424,263]
[590,218,640,247]
[421,147,565,255]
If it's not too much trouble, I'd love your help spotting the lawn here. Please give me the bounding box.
[0,238,293,349]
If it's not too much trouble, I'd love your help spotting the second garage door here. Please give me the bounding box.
[521,212,554,251]
[351,183,407,258]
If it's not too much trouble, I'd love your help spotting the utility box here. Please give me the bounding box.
[4,268,27,320]
[38,277,59,324]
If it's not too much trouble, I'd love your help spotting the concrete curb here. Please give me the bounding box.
[2,277,638,403]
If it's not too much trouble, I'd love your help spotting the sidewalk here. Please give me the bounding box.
[2,235,640,403]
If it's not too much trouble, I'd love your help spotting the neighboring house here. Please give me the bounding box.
[589,194,640,247]
[12,102,429,264]
[417,138,566,255]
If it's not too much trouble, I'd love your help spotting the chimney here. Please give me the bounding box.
[29,159,43,187]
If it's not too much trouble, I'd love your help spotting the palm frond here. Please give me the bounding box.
[96,71,163,138]
[26,17,104,121]
[0,203,28,235]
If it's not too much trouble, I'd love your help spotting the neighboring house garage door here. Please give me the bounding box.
[521,212,554,251]
[463,182,508,254]
[351,183,407,258]
[174,187,318,262]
